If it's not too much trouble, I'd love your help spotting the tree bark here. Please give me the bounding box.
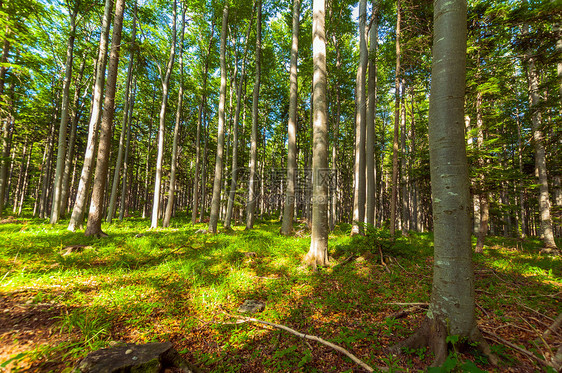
[351,0,367,236]
[164,4,186,228]
[50,4,79,224]
[281,0,300,235]
[245,0,262,230]
[68,0,113,231]
[389,0,401,238]
[151,0,177,229]
[304,0,329,268]
[365,3,378,228]
[208,1,229,233]
[84,0,125,237]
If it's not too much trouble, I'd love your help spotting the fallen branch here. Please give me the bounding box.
[481,329,550,368]
[543,312,562,339]
[223,313,385,372]
[386,302,429,307]
[387,306,426,320]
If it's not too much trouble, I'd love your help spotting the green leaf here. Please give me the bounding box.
[460,360,487,372]
[1,353,27,368]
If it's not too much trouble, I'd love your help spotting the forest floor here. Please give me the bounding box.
[0,215,560,372]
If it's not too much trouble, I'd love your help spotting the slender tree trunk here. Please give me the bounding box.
[151,0,177,229]
[330,35,342,231]
[390,0,401,238]
[365,3,378,228]
[281,0,301,235]
[68,0,113,231]
[164,4,186,228]
[18,142,32,216]
[245,0,262,230]
[108,1,137,223]
[225,4,255,229]
[304,0,329,268]
[524,29,558,249]
[84,0,125,237]
[393,1,495,365]
[51,5,78,224]
[351,0,367,235]
[119,88,135,221]
[208,1,229,233]
[39,101,58,219]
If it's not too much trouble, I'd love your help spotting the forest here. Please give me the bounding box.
[0,0,561,371]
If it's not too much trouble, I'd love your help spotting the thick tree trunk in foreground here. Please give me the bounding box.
[304,0,328,268]
[281,0,300,236]
[151,0,177,229]
[68,0,113,231]
[50,5,78,224]
[84,0,125,237]
[208,2,229,234]
[245,0,262,230]
[351,0,367,236]
[392,0,496,365]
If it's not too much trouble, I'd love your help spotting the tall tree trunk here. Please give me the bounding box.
[365,3,378,228]
[84,0,125,237]
[330,34,341,231]
[68,0,113,231]
[18,142,32,216]
[474,90,488,253]
[225,4,255,229]
[50,5,79,224]
[389,0,401,238]
[281,0,300,235]
[304,0,328,268]
[208,1,229,233]
[524,27,558,249]
[119,84,136,221]
[108,1,137,223]
[245,0,262,230]
[351,0,367,235]
[400,81,409,232]
[151,0,177,229]
[164,4,186,228]
[191,26,214,224]
[393,0,496,365]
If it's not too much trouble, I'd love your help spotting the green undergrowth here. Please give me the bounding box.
[0,215,560,372]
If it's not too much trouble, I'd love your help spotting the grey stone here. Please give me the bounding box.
[237,300,265,314]
[74,341,201,373]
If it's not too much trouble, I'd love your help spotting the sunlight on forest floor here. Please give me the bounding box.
[0,216,560,372]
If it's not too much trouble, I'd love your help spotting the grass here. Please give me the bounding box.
[0,214,560,372]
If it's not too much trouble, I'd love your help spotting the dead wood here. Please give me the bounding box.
[481,329,550,368]
[543,312,562,339]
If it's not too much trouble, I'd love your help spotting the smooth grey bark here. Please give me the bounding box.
[330,34,342,231]
[163,4,186,228]
[524,29,558,249]
[225,4,255,229]
[365,3,377,228]
[151,0,177,229]
[119,79,136,221]
[68,0,113,231]
[281,0,300,236]
[351,0,367,236]
[245,0,262,230]
[208,1,229,234]
[393,0,495,366]
[108,1,136,224]
[191,25,214,224]
[84,0,125,237]
[50,4,79,224]
[304,0,328,268]
[389,0,401,238]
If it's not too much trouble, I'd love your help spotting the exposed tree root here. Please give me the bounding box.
[390,317,498,367]
[543,312,562,339]
[482,329,550,368]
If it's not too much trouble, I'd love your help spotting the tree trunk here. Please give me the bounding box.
[208,1,229,233]
[108,1,136,223]
[365,3,378,228]
[119,88,135,221]
[524,28,558,249]
[245,0,262,230]
[393,0,495,365]
[84,0,126,237]
[151,0,177,229]
[225,3,255,229]
[68,0,113,231]
[304,0,329,268]
[50,5,78,224]
[164,4,186,228]
[281,0,300,235]
[330,34,342,231]
[390,0,401,238]
[351,0,367,236]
